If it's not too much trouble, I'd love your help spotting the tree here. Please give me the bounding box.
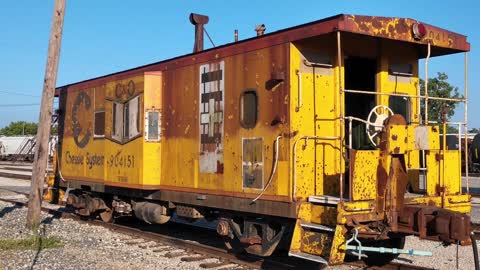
[420,72,462,126]
[469,128,480,134]
[446,125,459,134]
[0,121,38,136]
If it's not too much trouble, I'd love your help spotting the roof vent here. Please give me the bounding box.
[189,13,209,53]
[255,24,266,36]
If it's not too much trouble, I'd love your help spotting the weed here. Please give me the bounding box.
[0,235,63,251]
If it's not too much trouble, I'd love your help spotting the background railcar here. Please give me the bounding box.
[48,14,472,265]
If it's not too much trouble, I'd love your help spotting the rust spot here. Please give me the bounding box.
[396,18,409,34]
[358,23,370,33]
[372,19,382,29]
[216,161,224,173]
[240,235,262,245]
[376,160,388,197]
[393,147,400,154]
[391,134,398,141]
[436,185,446,194]
[388,24,394,34]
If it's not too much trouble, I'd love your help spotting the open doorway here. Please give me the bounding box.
[344,57,377,150]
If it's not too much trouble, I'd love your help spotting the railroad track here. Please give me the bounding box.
[0,188,453,270]
[0,189,296,270]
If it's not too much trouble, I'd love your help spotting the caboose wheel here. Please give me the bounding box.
[223,236,246,255]
[362,236,405,266]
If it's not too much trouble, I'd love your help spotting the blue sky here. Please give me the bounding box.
[0,0,478,129]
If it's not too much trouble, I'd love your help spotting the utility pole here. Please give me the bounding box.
[26,0,66,230]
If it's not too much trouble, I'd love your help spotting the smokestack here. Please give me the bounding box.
[255,24,266,36]
[189,13,209,53]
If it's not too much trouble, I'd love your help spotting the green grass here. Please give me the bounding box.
[0,235,63,251]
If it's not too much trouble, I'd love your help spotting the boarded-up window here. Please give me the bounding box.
[94,111,105,137]
[388,63,413,83]
[389,96,410,122]
[145,111,160,141]
[240,90,258,129]
[112,96,140,142]
[112,102,123,141]
[127,96,139,139]
[242,138,263,189]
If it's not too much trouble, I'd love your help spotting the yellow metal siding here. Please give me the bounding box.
[158,45,290,198]
[290,38,342,199]
[350,150,379,201]
[143,73,163,186]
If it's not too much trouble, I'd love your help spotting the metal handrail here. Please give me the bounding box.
[292,136,341,201]
[343,89,466,103]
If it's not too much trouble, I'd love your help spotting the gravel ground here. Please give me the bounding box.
[1,196,477,270]
[392,237,477,270]
[0,200,234,270]
[0,173,479,269]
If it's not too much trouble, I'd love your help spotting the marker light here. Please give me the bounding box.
[412,23,427,40]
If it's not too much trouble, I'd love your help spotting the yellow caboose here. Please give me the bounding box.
[50,14,471,265]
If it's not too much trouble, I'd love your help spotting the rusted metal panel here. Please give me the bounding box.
[341,15,470,52]
[176,204,204,219]
[398,205,471,243]
[55,16,338,95]
[387,125,408,154]
[328,225,347,265]
[148,188,297,218]
[55,14,469,97]
[310,204,337,226]
[242,138,264,189]
[158,43,289,200]
[199,61,225,173]
[300,230,333,258]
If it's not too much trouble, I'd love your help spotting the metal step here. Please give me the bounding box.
[308,195,341,205]
[289,251,328,264]
[300,222,335,232]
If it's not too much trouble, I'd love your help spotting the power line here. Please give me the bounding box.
[0,103,40,107]
[0,90,41,97]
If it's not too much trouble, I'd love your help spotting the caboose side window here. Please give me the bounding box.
[389,96,410,122]
[94,111,105,137]
[242,138,263,189]
[388,63,413,83]
[127,96,140,139]
[240,90,258,129]
[145,110,161,141]
[111,96,140,142]
[112,102,123,141]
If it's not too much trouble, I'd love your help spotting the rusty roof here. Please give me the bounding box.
[340,14,469,52]
[57,14,469,93]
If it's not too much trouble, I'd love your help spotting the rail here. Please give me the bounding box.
[0,189,471,270]
[343,89,466,103]
[0,192,296,270]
